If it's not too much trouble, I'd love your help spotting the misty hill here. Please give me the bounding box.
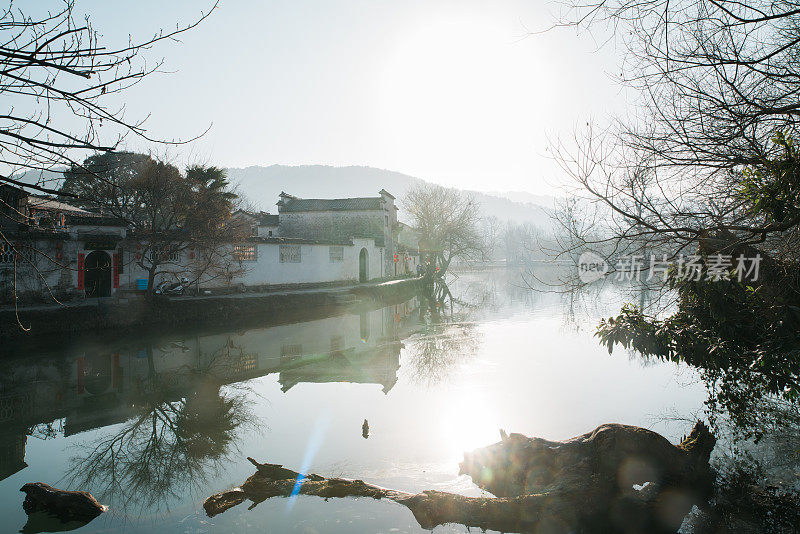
[10,169,65,191]
[226,165,553,229]
[11,164,554,229]
[488,190,560,210]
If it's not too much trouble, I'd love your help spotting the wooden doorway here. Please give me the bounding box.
[359,248,368,283]
[85,250,112,297]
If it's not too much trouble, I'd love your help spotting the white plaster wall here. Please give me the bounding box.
[235,239,384,287]
[187,307,391,372]
[116,238,387,290]
[119,247,186,290]
[0,238,75,299]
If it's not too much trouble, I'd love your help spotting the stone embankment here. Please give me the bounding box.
[0,277,422,345]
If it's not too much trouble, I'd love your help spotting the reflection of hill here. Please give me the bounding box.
[278,343,402,394]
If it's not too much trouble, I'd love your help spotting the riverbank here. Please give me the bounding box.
[0,277,423,345]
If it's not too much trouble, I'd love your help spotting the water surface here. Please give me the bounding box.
[0,269,708,533]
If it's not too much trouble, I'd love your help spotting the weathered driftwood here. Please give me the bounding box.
[20,482,107,523]
[204,422,716,533]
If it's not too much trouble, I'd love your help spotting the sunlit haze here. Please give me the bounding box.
[73,0,624,195]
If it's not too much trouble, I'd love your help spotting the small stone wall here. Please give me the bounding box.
[0,278,422,346]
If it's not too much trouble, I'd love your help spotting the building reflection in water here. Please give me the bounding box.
[0,298,420,511]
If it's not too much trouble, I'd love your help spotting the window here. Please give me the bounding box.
[0,242,13,264]
[268,230,273,237]
[329,246,344,262]
[330,335,344,357]
[280,245,301,263]
[1,242,33,264]
[281,344,302,362]
[234,244,257,261]
[234,353,257,373]
[150,249,181,263]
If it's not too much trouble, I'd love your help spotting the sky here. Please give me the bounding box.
[62,0,627,195]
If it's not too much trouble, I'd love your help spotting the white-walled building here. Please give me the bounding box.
[1,186,416,300]
[0,185,128,302]
[233,237,384,286]
[276,189,399,278]
[120,190,413,291]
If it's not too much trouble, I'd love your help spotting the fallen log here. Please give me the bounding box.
[204,421,716,533]
[20,482,107,524]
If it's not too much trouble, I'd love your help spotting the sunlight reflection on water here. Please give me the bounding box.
[0,268,708,533]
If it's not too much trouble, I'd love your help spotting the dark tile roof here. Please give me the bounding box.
[258,213,280,226]
[233,210,279,226]
[28,195,87,213]
[280,197,383,213]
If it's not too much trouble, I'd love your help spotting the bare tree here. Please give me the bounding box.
[0,1,216,195]
[403,184,484,273]
[549,0,800,260]
[65,342,256,514]
[62,154,247,294]
[547,0,800,434]
[0,1,216,317]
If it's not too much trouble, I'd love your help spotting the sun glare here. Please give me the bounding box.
[377,13,546,188]
[440,387,501,462]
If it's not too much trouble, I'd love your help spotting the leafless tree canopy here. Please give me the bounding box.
[0,0,216,196]
[550,0,800,261]
[404,184,484,271]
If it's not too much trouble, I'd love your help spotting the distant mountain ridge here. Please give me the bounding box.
[11,164,554,230]
[488,190,560,209]
[226,165,553,229]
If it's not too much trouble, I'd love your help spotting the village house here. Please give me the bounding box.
[1,185,419,302]
[0,185,128,302]
[231,210,280,238]
[276,189,400,278]
[164,189,418,290]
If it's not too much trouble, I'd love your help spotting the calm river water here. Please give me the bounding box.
[0,269,708,533]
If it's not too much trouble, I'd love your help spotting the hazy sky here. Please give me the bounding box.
[71,0,626,195]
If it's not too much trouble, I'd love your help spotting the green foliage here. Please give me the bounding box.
[597,267,800,437]
[61,152,243,292]
[185,165,237,233]
[738,132,800,226]
[62,151,152,212]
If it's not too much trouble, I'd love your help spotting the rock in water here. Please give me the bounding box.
[20,483,107,523]
[362,418,369,439]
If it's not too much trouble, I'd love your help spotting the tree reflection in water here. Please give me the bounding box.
[64,341,257,514]
[405,277,482,386]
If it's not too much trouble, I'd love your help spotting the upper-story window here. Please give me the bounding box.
[280,245,301,263]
